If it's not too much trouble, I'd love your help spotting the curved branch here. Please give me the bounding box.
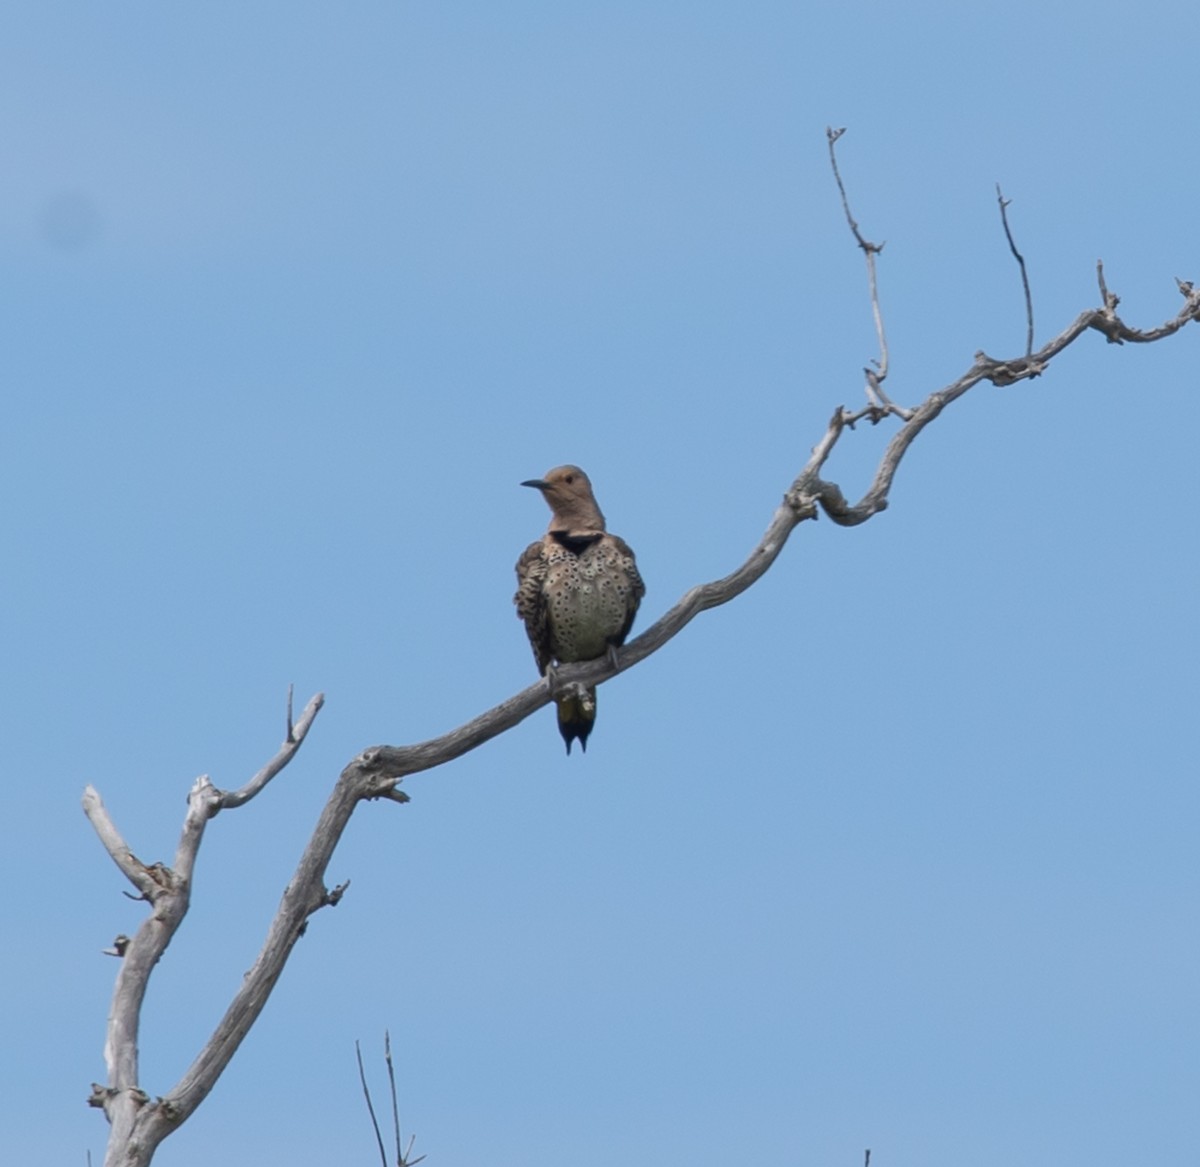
[996,184,1035,357]
[808,281,1200,528]
[352,277,1200,788]
[216,692,325,810]
[89,223,1200,1167]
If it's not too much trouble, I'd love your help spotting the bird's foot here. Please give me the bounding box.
[606,643,621,672]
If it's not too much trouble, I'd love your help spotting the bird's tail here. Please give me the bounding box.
[556,685,596,754]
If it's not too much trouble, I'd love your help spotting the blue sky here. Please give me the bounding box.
[3,4,1197,1165]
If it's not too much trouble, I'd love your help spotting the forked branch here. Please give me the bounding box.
[827,126,904,421]
[84,692,325,1167]
[86,137,1200,1167]
[349,254,1199,791]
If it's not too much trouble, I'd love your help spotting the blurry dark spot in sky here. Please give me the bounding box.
[38,190,103,251]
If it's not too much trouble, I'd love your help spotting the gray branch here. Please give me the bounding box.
[350,278,1200,793]
[84,692,325,1167]
[85,249,1200,1167]
[214,690,325,810]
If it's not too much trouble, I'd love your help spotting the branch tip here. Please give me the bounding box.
[216,692,325,810]
[356,1039,388,1167]
[827,125,892,403]
[996,184,1035,356]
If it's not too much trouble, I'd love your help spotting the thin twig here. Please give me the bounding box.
[356,1040,388,1167]
[385,1031,402,1166]
[218,691,325,809]
[827,127,895,412]
[996,184,1035,357]
[381,1032,425,1166]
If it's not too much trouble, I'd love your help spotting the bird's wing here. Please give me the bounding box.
[514,538,553,674]
[609,534,645,646]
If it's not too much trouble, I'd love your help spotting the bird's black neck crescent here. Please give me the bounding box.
[550,530,603,554]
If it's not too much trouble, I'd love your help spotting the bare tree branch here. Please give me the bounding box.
[997,184,1035,357]
[82,789,163,900]
[86,140,1200,1166]
[827,126,908,421]
[357,1040,389,1167]
[217,691,324,810]
[356,1033,425,1167]
[386,1031,403,1167]
[84,691,326,1167]
[347,274,1200,793]
[1097,258,1115,310]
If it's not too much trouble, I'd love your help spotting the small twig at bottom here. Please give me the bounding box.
[386,1031,403,1167]
[358,1033,426,1167]
[356,1040,388,1167]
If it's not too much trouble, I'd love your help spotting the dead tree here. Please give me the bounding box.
[83,130,1200,1166]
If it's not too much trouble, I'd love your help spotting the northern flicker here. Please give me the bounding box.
[514,465,645,753]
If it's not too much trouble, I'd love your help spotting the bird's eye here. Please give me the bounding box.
[565,474,575,484]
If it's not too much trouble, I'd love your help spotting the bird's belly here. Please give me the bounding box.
[545,561,628,662]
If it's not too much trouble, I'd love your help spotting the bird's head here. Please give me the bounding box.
[522,465,607,534]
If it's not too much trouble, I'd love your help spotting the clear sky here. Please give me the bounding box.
[3,4,1197,1166]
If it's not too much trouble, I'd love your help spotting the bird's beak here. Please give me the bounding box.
[521,478,549,490]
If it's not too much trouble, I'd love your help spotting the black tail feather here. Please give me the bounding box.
[556,687,596,755]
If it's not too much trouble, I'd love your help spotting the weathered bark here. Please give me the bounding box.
[83,144,1200,1163]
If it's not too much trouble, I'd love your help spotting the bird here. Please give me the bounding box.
[514,465,645,753]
